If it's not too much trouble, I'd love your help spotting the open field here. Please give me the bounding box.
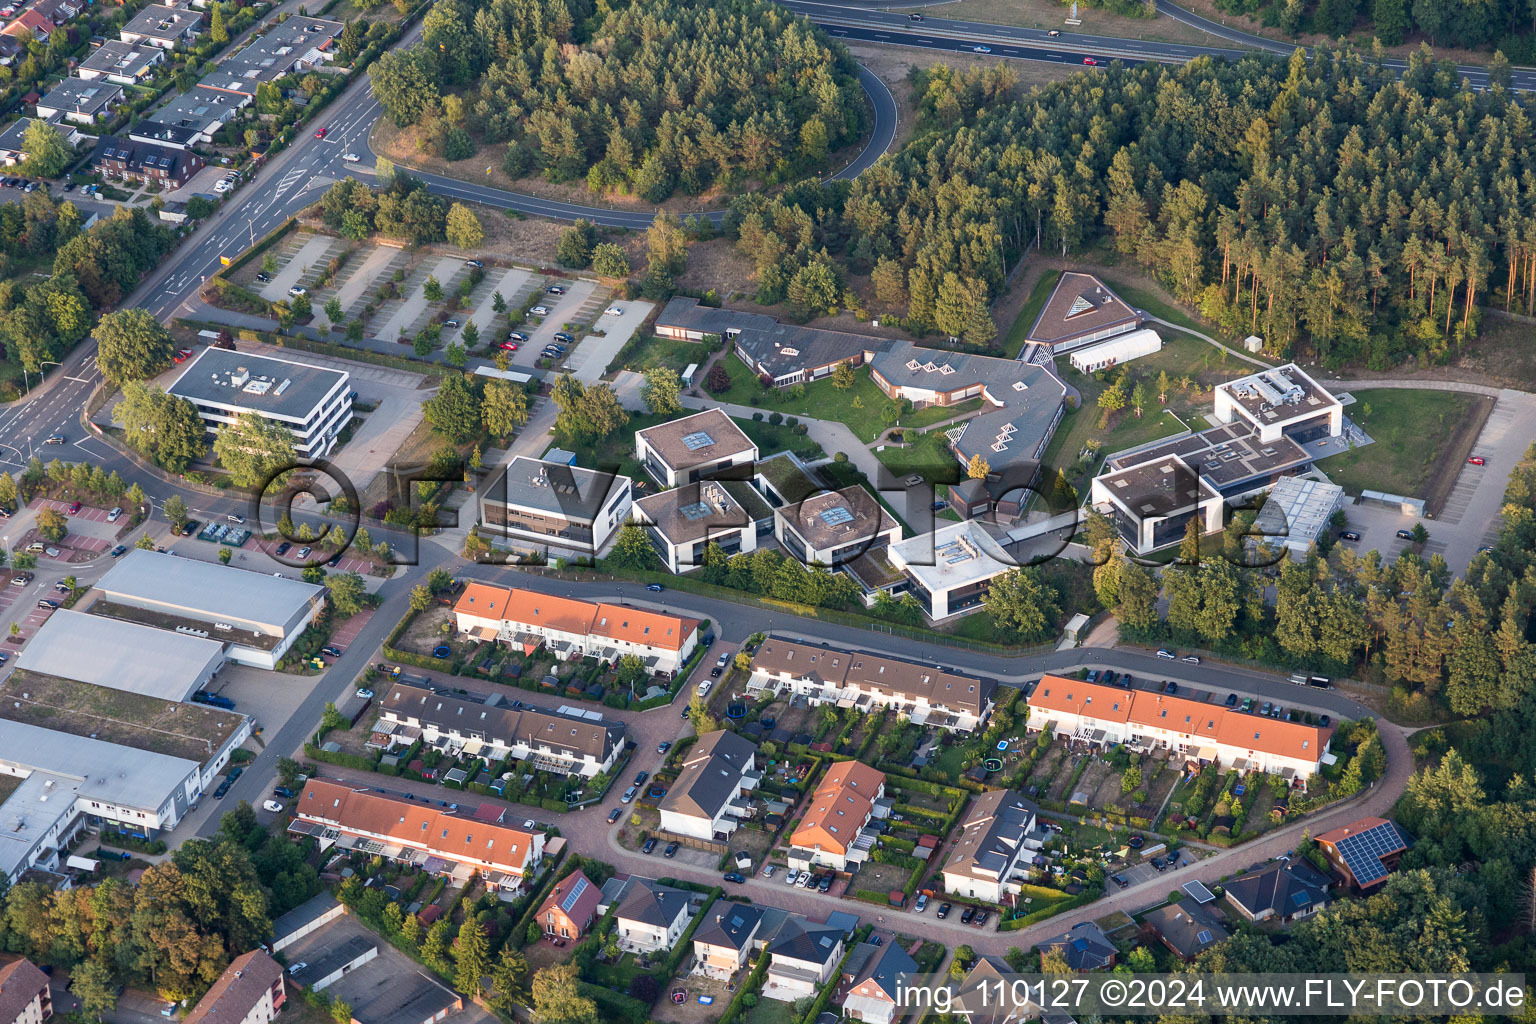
[1320,388,1484,498]
[0,669,245,762]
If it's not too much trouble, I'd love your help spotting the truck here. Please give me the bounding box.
[191,690,237,710]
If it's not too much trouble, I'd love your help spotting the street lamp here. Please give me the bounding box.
[20,360,63,398]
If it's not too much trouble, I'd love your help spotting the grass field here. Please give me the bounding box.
[1319,388,1481,498]
[623,335,712,375]
[711,354,980,442]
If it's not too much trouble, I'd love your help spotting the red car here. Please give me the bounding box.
[1468,455,1486,465]
[314,126,328,139]
[1082,57,1098,65]
[173,348,193,363]
[499,341,518,351]
[67,501,81,514]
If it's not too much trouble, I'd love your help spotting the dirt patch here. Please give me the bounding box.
[470,206,572,268]
[651,974,734,1024]
[1046,751,1086,803]
[397,604,456,655]
[1024,742,1069,793]
[850,859,914,894]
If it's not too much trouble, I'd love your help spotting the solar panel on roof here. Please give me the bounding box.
[819,506,854,526]
[1196,929,1212,944]
[559,876,589,913]
[1290,891,1311,906]
[681,431,714,450]
[1334,821,1404,885]
[679,500,712,521]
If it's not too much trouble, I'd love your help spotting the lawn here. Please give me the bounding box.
[710,354,981,442]
[618,334,713,376]
[743,997,798,1024]
[874,429,957,480]
[1319,388,1481,498]
[1003,269,1062,356]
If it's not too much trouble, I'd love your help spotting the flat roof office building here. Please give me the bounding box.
[168,347,353,459]
[477,456,633,558]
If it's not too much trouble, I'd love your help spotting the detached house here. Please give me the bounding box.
[841,942,918,1024]
[613,880,691,953]
[2,11,57,45]
[941,789,1041,903]
[692,904,763,981]
[1223,857,1331,924]
[1313,817,1410,892]
[763,919,845,1002]
[789,761,886,872]
[1035,921,1117,972]
[1141,898,1229,961]
[535,870,601,941]
[658,729,760,842]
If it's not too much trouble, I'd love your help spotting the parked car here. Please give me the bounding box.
[297,546,311,558]
[642,837,657,854]
[818,875,832,892]
[621,786,637,804]
[723,872,746,883]
[936,902,951,919]
[443,319,460,329]
[973,910,989,927]
[657,740,671,754]
[355,688,373,699]
[1224,692,1238,707]
[262,800,285,813]
[1341,530,1361,541]
[508,331,529,342]
[1165,681,1178,694]
[66,501,81,514]
[1112,874,1128,888]
[1396,529,1416,540]
[546,285,565,295]
[1260,701,1273,716]
[914,893,928,912]
[785,869,799,886]
[322,645,344,657]
[499,341,519,351]
[1319,714,1331,727]
[553,331,575,344]
[1182,655,1200,664]
[275,542,291,555]
[760,864,775,878]
[961,906,976,924]
[464,259,484,267]
[530,305,549,316]
[288,285,307,296]
[797,871,812,888]
[273,787,296,798]
[255,272,271,283]
[604,306,624,316]
[607,807,623,823]
[1156,648,1175,659]
[288,963,307,976]
[634,770,649,785]
[1469,455,1486,465]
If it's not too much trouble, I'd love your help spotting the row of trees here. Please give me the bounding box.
[722,47,1536,367]
[315,175,467,247]
[1212,0,1531,51]
[370,0,867,200]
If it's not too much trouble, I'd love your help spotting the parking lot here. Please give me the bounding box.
[259,233,345,304]
[328,606,375,652]
[564,299,654,382]
[37,497,124,524]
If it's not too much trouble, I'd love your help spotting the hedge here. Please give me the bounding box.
[795,926,871,1024]
[579,983,650,1024]
[715,943,771,1024]
[997,886,1103,931]
[650,886,722,980]
[850,889,895,906]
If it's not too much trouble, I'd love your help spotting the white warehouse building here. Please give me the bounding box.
[1068,328,1164,374]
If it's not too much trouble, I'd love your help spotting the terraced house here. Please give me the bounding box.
[1025,676,1333,783]
[373,682,626,778]
[747,637,997,732]
[658,729,761,842]
[453,583,699,675]
[290,780,545,891]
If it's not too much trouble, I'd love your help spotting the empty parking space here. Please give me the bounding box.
[320,244,403,328]
[467,266,530,342]
[567,299,653,382]
[38,498,121,523]
[258,233,338,303]
[329,606,375,651]
[372,255,464,343]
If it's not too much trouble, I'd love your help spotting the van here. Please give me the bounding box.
[1309,675,1331,689]
[1289,673,1307,685]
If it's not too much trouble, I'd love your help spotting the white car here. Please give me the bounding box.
[972,44,991,53]
[785,869,799,886]
[356,688,374,699]
[288,285,307,297]
[107,506,122,522]
[297,546,311,558]
[344,152,360,162]
[214,180,231,193]
[604,306,624,316]
[530,305,549,316]
[262,800,285,813]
